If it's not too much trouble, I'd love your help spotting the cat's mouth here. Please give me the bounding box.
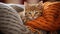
[28,17,37,20]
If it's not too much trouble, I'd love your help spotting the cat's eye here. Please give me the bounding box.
[25,13,27,14]
[35,12,38,14]
[29,12,31,14]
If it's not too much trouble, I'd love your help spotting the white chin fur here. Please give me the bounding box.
[29,17,37,20]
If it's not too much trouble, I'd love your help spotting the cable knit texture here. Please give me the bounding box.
[0,3,33,34]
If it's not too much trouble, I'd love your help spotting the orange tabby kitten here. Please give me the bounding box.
[25,1,43,22]
[24,1,48,34]
[26,1,60,34]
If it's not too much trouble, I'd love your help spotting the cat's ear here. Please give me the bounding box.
[24,2,27,5]
[37,1,43,10]
[38,1,43,6]
[24,2,29,6]
[24,2,30,10]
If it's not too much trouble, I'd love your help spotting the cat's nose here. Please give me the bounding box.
[32,16,34,19]
[32,14,34,17]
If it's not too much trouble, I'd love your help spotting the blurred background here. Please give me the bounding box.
[0,0,60,4]
[0,0,24,4]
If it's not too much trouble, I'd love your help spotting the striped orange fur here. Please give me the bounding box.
[25,2,60,32]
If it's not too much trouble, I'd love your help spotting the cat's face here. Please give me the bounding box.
[25,2,43,20]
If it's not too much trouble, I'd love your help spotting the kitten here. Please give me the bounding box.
[24,1,48,34]
[24,1,43,22]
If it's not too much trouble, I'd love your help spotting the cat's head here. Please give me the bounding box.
[24,1,43,20]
